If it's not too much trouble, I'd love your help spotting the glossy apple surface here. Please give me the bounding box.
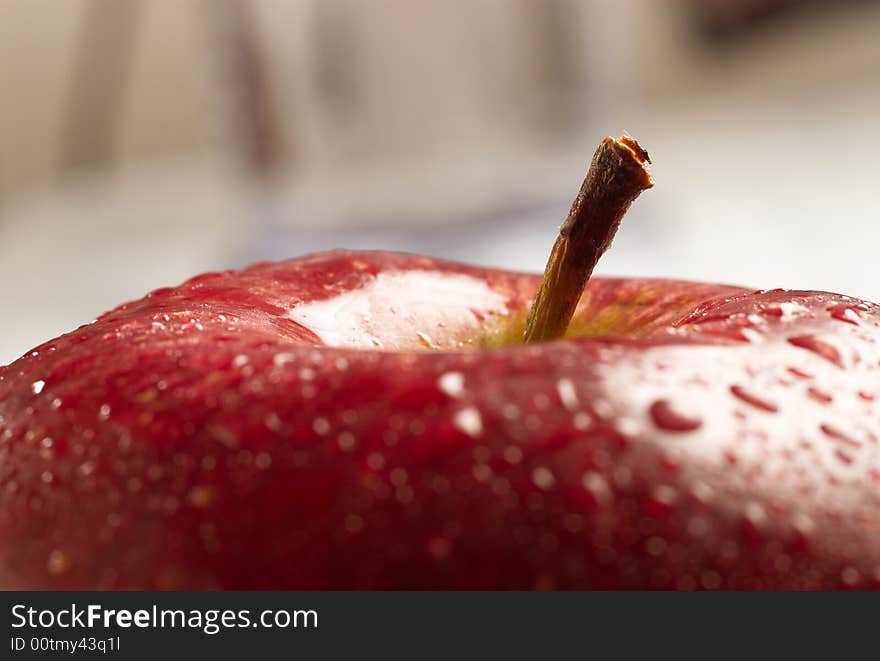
[1,250,879,589]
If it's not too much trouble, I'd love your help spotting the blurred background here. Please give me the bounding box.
[1,0,879,364]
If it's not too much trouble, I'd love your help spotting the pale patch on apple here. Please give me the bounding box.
[286,271,508,350]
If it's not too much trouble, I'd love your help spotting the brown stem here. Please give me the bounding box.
[523,135,653,343]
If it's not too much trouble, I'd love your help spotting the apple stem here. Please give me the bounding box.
[523,135,654,343]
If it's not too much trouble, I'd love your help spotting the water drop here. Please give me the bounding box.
[47,550,71,575]
[255,452,272,469]
[573,412,591,430]
[700,570,722,590]
[645,535,667,557]
[730,385,778,412]
[366,452,385,470]
[453,407,483,438]
[807,387,833,404]
[649,399,702,432]
[819,423,861,449]
[417,332,437,349]
[187,484,215,509]
[344,514,364,533]
[581,471,610,500]
[690,480,714,503]
[779,302,808,319]
[208,424,239,448]
[312,418,331,435]
[827,304,860,325]
[273,352,295,367]
[841,566,860,586]
[531,467,556,490]
[337,431,356,451]
[787,335,843,368]
[390,467,408,486]
[427,536,452,560]
[31,380,45,395]
[643,484,678,517]
[556,379,579,411]
[744,502,766,524]
[472,463,493,482]
[437,371,465,397]
[787,366,812,379]
[264,412,282,431]
[503,445,523,464]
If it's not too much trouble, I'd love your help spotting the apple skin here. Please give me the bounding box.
[1,250,879,590]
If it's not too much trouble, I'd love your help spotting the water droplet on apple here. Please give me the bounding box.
[472,463,492,482]
[645,535,667,557]
[395,485,414,504]
[556,378,578,410]
[437,371,465,397]
[47,549,71,575]
[807,387,833,404]
[819,423,862,449]
[255,452,272,470]
[593,398,613,419]
[264,412,282,431]
[417,332,437,349]
[701,570,723,590]
[827,304,860,325]
[503,445,523,464]
[787,366,812,379]
[618,416,640,437]
[501,403,520,420]
[787,335,844,368]
[730,385,778,412]
[344,514,364,533]
[841,566,860,586]
[531,467,556,490]
[427,535,453,560]
[581,471,610,501]
[649,399,702,432]
[690,480,714,503]
[187,484,215,509]
[792,512,815,537]
[688,515,709,537]
[31,380,45,395]
[573,412,591,430]
[643,484,678,517]
[744,502,766,524]
[337,431,356,452]
[208,424,239,448]
[779,301,809,319]
[453,407,483,438]
[273,352,295,367]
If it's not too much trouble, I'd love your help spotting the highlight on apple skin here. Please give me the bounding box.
[1,248,879,589]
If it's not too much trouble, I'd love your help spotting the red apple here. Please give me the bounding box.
[1,138,879,590]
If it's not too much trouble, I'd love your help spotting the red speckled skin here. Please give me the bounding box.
[1,250,880,589]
